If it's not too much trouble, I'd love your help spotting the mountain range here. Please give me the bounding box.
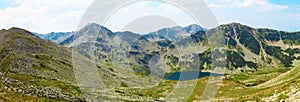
[58,23,300,101]
[34,32,74,43]
[0,23,300,101]
[59,23,300,73]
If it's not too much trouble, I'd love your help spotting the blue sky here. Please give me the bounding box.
[203,0,300,32]
[0,0,299,33]
[0,0,10,9]
[0,0,18,9]
[271,0,299,5]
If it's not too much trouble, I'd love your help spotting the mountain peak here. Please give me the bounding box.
[230,22,242,25]
[85,23,108,30]
[221,22,252,28]
[8,27,32,34]
[145,24,204,41]
[7,27,37,37]
[185,24,202,28]
[218,22,255,32]
[184,24,204,34]
[86,23,102,27]
[60,23,115,46]
[79,23,113,35]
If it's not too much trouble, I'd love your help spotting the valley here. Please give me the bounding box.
[0,22,300,101]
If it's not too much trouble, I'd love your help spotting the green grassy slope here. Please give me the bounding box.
[185,66,300,101]
[0,28,84,101]
[256,65,300,88]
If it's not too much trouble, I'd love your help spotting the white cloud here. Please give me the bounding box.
[205,0,288,11]
[0,0,93,33]
[0,0,296,33]
[208,3,221,8]
[0,0,204,33]
[102,1,197,33]
[235,0,288,11]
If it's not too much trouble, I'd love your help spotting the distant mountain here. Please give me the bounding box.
[34,32,74,43]
[115,31,142,44]
[60,23,115,46]
[185,24,205,34]
[59,23,204,46]
[145,24,204,41]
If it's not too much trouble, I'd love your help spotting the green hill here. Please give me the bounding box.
[0,28,83,101]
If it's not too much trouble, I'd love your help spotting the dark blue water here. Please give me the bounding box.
[165,71,223,81]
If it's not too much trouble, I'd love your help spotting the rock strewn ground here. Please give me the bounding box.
[0,72,85,101]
